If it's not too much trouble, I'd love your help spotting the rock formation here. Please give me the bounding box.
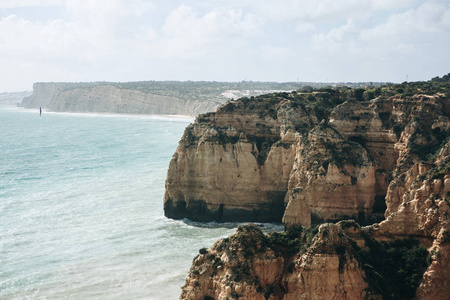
[164,81,450,227]
[181,150,450,299]
[21,82,222,116]
[167,78,450,299]
[20,81,307,117]
[181,223,369,300]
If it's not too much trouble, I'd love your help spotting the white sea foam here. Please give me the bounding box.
[30,107,195,122]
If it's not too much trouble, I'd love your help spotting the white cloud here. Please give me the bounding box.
[260,45,295,60]
[0,58,78,91]
[0,0,62,9]
[0,0,449,91]
[146,5,262,58]
[0,14,75,59]
[369,0,420,10]
[361,0,450,48]
[0,0,157,61]
[308,0,450,81]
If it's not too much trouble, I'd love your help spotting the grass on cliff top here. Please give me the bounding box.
[221,74,450,126]
[266,224,319,254]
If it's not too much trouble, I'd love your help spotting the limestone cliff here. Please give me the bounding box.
[175,78,450,299]
[181,151,450,299]
[21,81,310,116]
[21,82,221,116]
[181,223,369,300]
[165,81,450,226]
[164,94,319,222]
[181,220,437,299]
[0,91,32,105]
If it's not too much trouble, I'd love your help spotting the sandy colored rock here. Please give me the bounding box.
[180,223,368,300]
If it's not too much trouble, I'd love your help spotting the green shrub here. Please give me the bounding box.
[357,238,430,299]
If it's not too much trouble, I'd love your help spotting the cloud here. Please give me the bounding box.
[0,58,78,91]
[146,5,262,58]
[370,0,420,10]
[260,45,295,60]
[0,0,449,91]
[0,0,160,91]
[309,0,450,81]
[0,0,157,61]
[363,0,450,38]
[0,0,62,9]
[0,14,76,59]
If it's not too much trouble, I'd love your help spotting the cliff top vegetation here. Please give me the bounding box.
[34,80,386,104]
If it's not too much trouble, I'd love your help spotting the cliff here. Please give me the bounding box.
[21,82,221,116]
[21,81,314,116]
[164,81,450,226]
[181,146,450,299]
[0,91,32,105]
[166,77,450,298]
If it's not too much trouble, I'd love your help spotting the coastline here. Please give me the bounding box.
[1,105,195,122]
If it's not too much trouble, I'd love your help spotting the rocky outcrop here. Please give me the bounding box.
[164,95,319,222]
[176,80,450,299]
[371,149,450,299]
[22,82,222,116]
[182,162,450,299]
[164,84,450,226]
[181,223,369,300]
[181,218,441,299]
[283,124,376,227]
[175,80,450,299]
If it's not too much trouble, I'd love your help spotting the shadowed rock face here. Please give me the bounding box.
[164,85,450,227]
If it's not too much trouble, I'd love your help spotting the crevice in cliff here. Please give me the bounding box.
[248,135,280,166]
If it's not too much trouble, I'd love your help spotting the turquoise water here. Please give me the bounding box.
[0,107,282,300]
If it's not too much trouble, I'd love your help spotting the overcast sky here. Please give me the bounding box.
[0,0,449,92]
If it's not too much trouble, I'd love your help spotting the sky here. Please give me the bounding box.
[0,0,449,92]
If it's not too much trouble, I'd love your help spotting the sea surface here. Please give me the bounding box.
[0,106,282,300]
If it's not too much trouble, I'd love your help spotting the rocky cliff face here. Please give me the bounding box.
[165,83,450,227]
[181,223,369,300]
[181,151,450,299]
[22,82,222,116]
[168,79,450,299]
[164,95,319,222]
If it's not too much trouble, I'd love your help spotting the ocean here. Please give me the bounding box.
[0,106,282,299]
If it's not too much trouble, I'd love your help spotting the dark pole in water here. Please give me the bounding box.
[40,107,42,116]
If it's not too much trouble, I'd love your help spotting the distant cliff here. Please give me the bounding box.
[169,76,450,299]
[21,82,221,116]
[0,91,31,105]
[20,81,323,116]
